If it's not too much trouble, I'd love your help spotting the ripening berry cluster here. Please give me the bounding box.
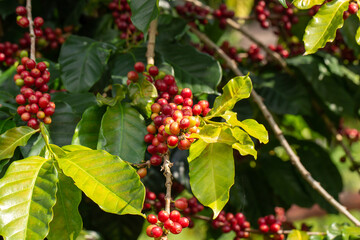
[220,41,242,63]
[248,44,264,63]
[15,6,30,28]
[126,62,211,166]
[15,57,55,129]
[212,3,235,29]
[146,210,190,238]
[212,211,251,239]
[0,42,19,66]
[176,2,210,26]
[258,215,284,240]
[108,0,144,41]
[268,44,289,58]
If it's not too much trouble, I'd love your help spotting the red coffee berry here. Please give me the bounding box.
[147,214,158,224]
[30,103,39,114]
[270,223,281,233]
[158,210,170,222]
[164,219,175,230]
[150,154,162,166]
[44,107,55,116]
[183,98,193,107]
[43,116,52,125]
[168,85,179,95]
[146,225,156,237]
[148,66,159,76]
[178,217,189,228]
[178,139,191,150]
[37,62,47,72]
[175,198,188,210]
[348,2,359,14]
[21,112,31,121]
[28,95,38,104]
[167,135,178,147]
[26,59,36,69]
[17,17,29,28]
[144,134,154,143]
[37,111,45,119]
[181,88,192,98]
[34,28,43,37]
[222,225,231,233]
[151,226,163,238]
[16,6,27,16]
[134,62,145,72]
[38,97,49,109]
[30,68,41,78]
[137,168,147,179]
[24,76,35,86]
[147,124,156,134]
[40,84,49,92]
[198,100,209,110]
[17,105,26,115]
[203,107,211,116]
[15,94,26,105]
[163,75,175,85]
[127,71,139,81]
[157,142,168,154]
[27,118,39,129]
[170,222,182,234]
[170,210,181,222]
[259,224,269,233]
[179,118,190,129]
[192,104,202,115]
[34,17,44,27]
[17,65,26,74]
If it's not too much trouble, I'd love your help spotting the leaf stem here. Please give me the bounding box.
[26,0,36,61]
[189,26,360,227]
[39,123,56,159]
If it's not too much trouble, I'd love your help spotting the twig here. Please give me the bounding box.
[146,19,158,65]
[131,160,151,169]
[189,26,360,227]
[160,152,173,240]
[26,0,36,61]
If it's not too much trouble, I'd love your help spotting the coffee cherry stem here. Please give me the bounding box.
[132,160,151,169]
[26,0,36,60]
[160,151,173,240]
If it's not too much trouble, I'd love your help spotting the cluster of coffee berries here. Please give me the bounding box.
[220,41,242,63]
[176,2,210,26]
[212,211,251,239]
[340,127,360,142]
[15,57,55,129]
[323,31,356,62]
[248,44,264,63]
[0,42,19,66]
[254,1,271,29]
[15,6,29,28]
[108,0,144,41]
[146,210,190,238]
[345,2,359,18]
[212,3,235,29]
[258,215,284,240]
[270,1,298,34]
[268,44,289,58]
[126,63,210,166]
[175,197,203,219]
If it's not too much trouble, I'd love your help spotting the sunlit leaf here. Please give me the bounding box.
[292,0,325,9]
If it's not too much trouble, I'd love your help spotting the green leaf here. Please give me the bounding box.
[191,125,237,145]
[62,145,91,152]
[57,150,145,216]
[59,35,112,93]
[356,11,360,45]
[128,78,158,117]
[343,226,360,239]
[287,230,310,240]
[278,0,288,8]
[96,84,127,107]
[130,0,159,33]
[156,43,222,95]
[292,0,325,9]
[48,165,82,240]
[72,105,106,149]
[221,110,268,143]
[0,65,16,86]
[0,126,39,161]
[327,223,345,239]
[49,102,80,147]
[0,119,16,134]
[51,92,97,115]
[309,236,324,240]
[188,142,234,218]
[303,0,349,55]
[0,156,58,240]
[98,102,147,164]
[340,14,360,55]
[230,127,257,159]
[205,75,252,119]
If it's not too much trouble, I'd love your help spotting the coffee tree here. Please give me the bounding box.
[0,0,359,239]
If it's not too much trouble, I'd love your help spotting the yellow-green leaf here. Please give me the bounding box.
[57,150,145,216]
[287,230,310,240]
[205,75,252,119]
[191,124,237,145]
[0,126,39,161]
[0,156,58,240]
[188,142,234,218]
[304,0,350,55]
[221,110,268,143]
[230,127,257,159]
[292,0,325,9]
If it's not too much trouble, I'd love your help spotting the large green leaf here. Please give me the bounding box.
[57,150,145,216]
[130,0,159,33]
[221,110,268,143]
[48,165,82,240]
[98,102,147,164]
[0,156,58,240]
[128,78,158,118]
[49,102,80,147]
[0,126,39,161]
[188,141,234,218]
[230,127,257,159]
[205,76,252,119]
[59,35,112,93]
[0,65,16,86]
[0,119,15,134]
[303,0,349,55]
[72,105,106,149]
[156,43,222,95]
[287,230,310,240]
[292,0,325,9]
[277,0,288,8]
[51,92,97,115]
